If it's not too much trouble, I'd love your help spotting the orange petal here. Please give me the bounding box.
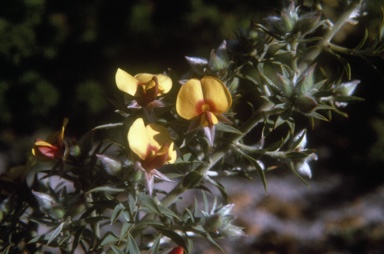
[176,79,204,120]
[115,68,139,96]
[201,76,232,114]
[128,118,150,160]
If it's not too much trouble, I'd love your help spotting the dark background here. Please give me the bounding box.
[1,0,384,252]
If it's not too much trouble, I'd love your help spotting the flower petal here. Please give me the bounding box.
[134,73,155,83]
[201,76,232,114]
[146,123,172,149]
[128,118,150,160]
[34,140,55,147]
[156,74,172,94]
[167,142,177,164]
[176,78,204,119]
[135,73,172,96]
[200,111,218,127]
[33,141,59,159]
[115,68,139,96]
[58,117,68,147]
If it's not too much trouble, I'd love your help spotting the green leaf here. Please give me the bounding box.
[48,221,65,245]
[2,244,11,254]
[206,177,229,202]
[334,96,365,102]
[215,122,242,134]
[148,234,162,254]
[184,208,195,224]
[288,161,309,187]
[110,244,125,254]
[127,234,140,254]
[260,73,281,94]
[285,151,310,159]
[111,203,126,224]
[135,219,163,229]
[309,111,329,122]
[265,138,285,152]
[86,186,125,194]
[157,205,180,221]
[138,193,161,215]
[182,171,204,189]
[206,233,225,253]
[156,228,188,251]
[92,122,123,130]
[262,117,275,138]
[120,222,133,240]
[331,52,351,80]
[277,74,293,96]
[237,150,267,192]
[297,64,316,95]
[354,29,369,51]
[100,232,120,246]
[202,191,209,213]
[175,153,192,163]
[289,130,306,150]
[138,194,178,221]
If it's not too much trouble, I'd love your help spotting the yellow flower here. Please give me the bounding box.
[115,68,172,107]
[176,76,232,145]
[127,118,176,194]
[32,118,68,160]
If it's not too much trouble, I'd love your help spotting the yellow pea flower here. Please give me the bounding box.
[32,118,69,160]
[176,76,232,145]
[128,118,177,195]
[115,68,172,107]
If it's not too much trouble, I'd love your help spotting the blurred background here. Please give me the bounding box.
[1,0,384,253]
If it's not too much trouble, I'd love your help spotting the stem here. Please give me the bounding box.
[328,42,371,56]
[298,0,363,72]
[160,110,267,207]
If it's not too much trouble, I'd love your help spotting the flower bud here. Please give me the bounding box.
[203,214,223,233]
[96,154,122,176]
[295,11,321,35]
[168,246,184,254]
[0,197,11,222]
[69,144,81,157]
[335,80,359,97]
[294,95,318,114]
[32,190,64,220]
[208,41,229,72]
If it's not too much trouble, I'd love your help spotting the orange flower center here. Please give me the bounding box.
[141,144,170,171]
[196,100,216,114]
[196,100,217,128]
[136,76,159,106]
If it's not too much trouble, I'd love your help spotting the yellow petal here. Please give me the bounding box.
[156,74,172,94]
[58,117,68,147]
[201,76,232,114]
[134,73,155,83]
[135,73,172,95]
[128,118,150,160]
[167,142,177,164]
[146,123,172,149]
[176,79,204,120]
[200,112,218,127]
[34,140,54,147]
[115,68,139,96]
